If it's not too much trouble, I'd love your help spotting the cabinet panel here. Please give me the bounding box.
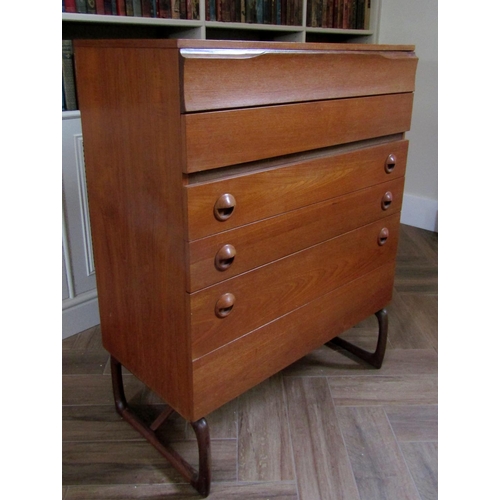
[181,49,417,112]
[190,214,400,359]
[188,177,404,291]
[186,140,408,240]
[183,93,413,172]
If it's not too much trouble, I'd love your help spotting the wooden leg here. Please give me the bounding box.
[110,356,211,497]
[325,308,388,369]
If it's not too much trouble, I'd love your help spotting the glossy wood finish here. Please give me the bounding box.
[182,50,417,112]
[190,215,400,359]
[192,262,395,419]
[184,93,414,172]
[73,43,193,418]
[186,140,409,240]
[188,178,404,291]
[63,224,437,500]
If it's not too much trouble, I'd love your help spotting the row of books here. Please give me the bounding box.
[63,1,201,19]
[62,41,78,111]
[307,1,369,30]
[205,1,302,26]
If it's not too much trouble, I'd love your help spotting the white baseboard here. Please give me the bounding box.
[401,193,438,232]
[62,290,100,339]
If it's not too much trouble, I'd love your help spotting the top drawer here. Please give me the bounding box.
[180,48,418,112]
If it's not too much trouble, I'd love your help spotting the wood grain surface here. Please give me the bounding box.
[186,140,409,240]
[190,215,401,359]
[183,94,414,172]
[188,177,405,291]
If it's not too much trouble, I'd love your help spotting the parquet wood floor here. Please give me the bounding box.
[62,224,438,500]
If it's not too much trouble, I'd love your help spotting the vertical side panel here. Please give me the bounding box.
[73,44,193,419]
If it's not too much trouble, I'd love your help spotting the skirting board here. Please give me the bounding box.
[62,290,100,339]
[401,193,438,232]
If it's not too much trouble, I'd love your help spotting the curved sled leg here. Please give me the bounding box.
[326,308,388,369]
[110,356,211,497]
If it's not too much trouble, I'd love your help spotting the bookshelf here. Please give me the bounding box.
[62,0,380,337]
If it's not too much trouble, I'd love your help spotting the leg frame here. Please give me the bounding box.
[325,308,388,369]
[110,356,211,497]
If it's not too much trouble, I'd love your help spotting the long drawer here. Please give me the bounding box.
[186,140,408,240]
[188,177,404,292]
[181,48,418,112]
[191,261,395,420]
[183,93,413,173]
[190,214,400,359]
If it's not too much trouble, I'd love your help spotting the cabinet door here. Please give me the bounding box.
[62,115,99,338]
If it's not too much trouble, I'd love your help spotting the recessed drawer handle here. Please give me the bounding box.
[385,154,397,173]
[381,191,393,210]
[215,293,235,318]
[378,227,389,246]
[214,194,236,221]
[215,244,237,271]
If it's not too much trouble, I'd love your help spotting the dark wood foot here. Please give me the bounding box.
[110,357,211,497]
[325,308,388,369]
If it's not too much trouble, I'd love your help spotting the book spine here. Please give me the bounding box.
[65,0,77,12]
[275,0,280,24]
[96,0,105,13]
[246,0,256,23]
[75,0,87,12]
[111,0,117,14]
[62,40,78,111]
[172,0,180,18]
[104,0,113,13]
[116,0,126,14]
[256,0,263,23]
[86,0,96,13]
[125,0,134,15]
[181,0,187,18]
[141,0,151,16]
[132,0,142,15]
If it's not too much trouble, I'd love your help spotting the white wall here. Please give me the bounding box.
[377,0,438,232]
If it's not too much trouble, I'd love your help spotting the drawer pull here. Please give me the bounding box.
[378,227,389,246]
[214,194,236,221]
[385,154,397,173]
[215,244,237,271]
[381,191,393,210]
[215,293,235,318]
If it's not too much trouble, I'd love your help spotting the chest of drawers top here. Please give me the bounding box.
[74,40,417,422]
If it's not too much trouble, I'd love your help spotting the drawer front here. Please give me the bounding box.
[191,261,395,420]
[186,140,408,241]
[181,49,418,112]
[188,177,404,292]
[190,214,400,360]
[183,93,413,172]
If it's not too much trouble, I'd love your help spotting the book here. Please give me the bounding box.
[75,0,87,12]
[133,0,142,14]
[191,0,200,19]
[116,0,126,14]
[125,0,134,15]
[86,0,97,13]
[65,0,77,12]
[96,0,105,13]
[62,40,78,111]
[141,0,153,16]
[158,0,171,17]
[111,0,117,14]
[104,0,113,13]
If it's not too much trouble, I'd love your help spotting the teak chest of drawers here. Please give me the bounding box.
[74,39,417,496]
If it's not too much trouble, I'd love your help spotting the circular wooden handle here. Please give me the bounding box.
[381,191,393,210]
[215,293,235,318]
[214,244,236,271]
[385,154,397,173]
[378,227,389,246]
[214,194,236,221]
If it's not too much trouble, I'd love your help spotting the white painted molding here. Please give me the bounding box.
[74,134,95,277]
[62,289,100,339]
[401,193,438,232]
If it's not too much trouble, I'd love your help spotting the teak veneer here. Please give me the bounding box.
[73,39,417,496]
